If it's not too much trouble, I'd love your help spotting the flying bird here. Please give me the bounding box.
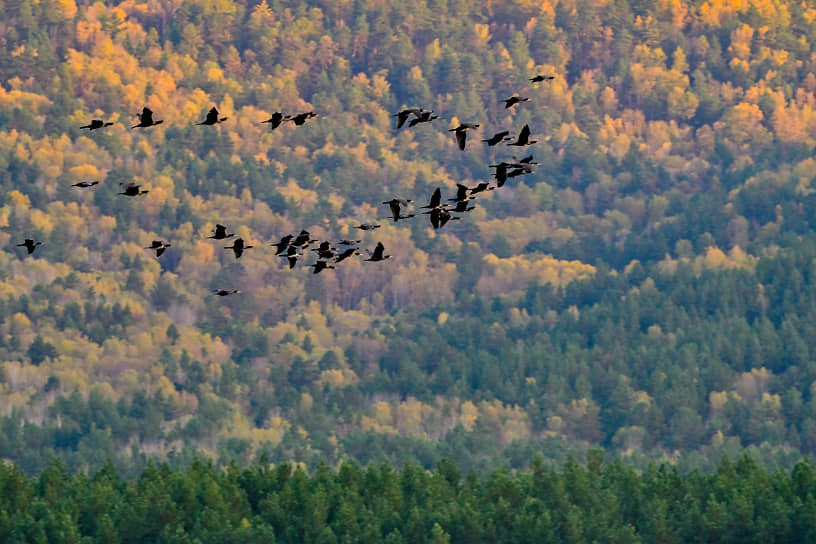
[365,242,391,262]
[208,224,234,240]
[449,184,471,202]
[118,182,149,196]
[292,230,318,247]
[261,112,290,130]
[310,260,336,274]
[72,181,99,188]
[334,247,361,263]
[421,188,442,209]
[213,289,240,296]
[393,108,424,129]
[132,107,163,129]
[382,198,414,222]
[530,74,555,82]
[225,238,253,259]
[408,110,439,127]
[272,234,294,255]
[501,96,530,108]
[16,239,43,255]
[288,111,317,126]
[198,106,228,125]
[336,239,361,246]
[451,200,476,213]
[448,123,480,151]
[311,241,336,259]
[508,124,537,147]
[80,119,114,130]
[482,130,512,146]
[469,182,495,195]
[280,245,300,269]
[145,240,172,257]
[354,224,381,231]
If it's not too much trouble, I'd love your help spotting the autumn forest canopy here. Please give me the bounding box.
[1,0,816,499]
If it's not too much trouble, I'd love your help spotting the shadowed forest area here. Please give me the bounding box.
[1,0,816,481]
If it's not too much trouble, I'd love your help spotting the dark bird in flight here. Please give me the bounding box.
[132,107,163,129]
[429,208,460,229]
[365,242,391,262]
[17,239,43,254]
[279,245,300,269]
[383,198,414,222]
[118,182,149,196]
[408,110,439,127]
[214,289,240,296]
[449,184,471,202]
[421,188,442,209]
[261,112,290,130]
[225,238,253,259]
[530,74,555,82]
[311,241,336,260]
[393,108,424,129]
[482,130,512,146]
[469,182,495,195]
[145,240,172,257]
[72,181,99,188]
[451,200,476,213]
[272,234,294,255]
[292,230,318,247]
[501,96,529,108]
[334,247,361,263]
[336,239,361,246]
[354,223,381,231]
[198,107,228,125]
[508,124,536,147]
[448,123,480,151]
[208,224,234,240]
[80,119,114,130]
[289,111,317,126]
[310,260,336,274]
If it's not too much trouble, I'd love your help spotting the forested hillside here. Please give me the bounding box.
[1,0,816,474]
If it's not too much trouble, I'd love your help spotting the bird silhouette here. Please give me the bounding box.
[336,239,361,246]
[261,112,290,130]
[449,184,470,202]
[383,198,414,222]
[225,238,253,258]
[145,240,172,257]
[482,130,512,146]
[448,123,480,151]
[289,112,317,126]
[365,242,391,262]
[213,289,240,296]
[451,200,476,213]
[292,230,318,247]
[208,224,234,240]
[311,241,336,259]
[198,106,228,125]
[72,181,99,188]
[118,183,149,196]
[132,107,163,129]
[469,182,495,195]
[310,260,336,274]
[501,96,530,108]
[530,74,555,82]
[393,108,424,129]
[80,119,114,130]
[420,188,442,209]
[16,239,43,254]
[272,234,294,255]
[279,245,300,269]
[508,124,537,146]
[354,224,381,231]
[334,247,361,263]
[408,110,439,127]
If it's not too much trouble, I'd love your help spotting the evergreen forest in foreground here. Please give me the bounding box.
[2,0,816,482]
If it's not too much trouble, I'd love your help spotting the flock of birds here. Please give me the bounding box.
[16,74,555,297]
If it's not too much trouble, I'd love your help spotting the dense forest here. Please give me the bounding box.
[2,454,816,543]
[1,0,816,476]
